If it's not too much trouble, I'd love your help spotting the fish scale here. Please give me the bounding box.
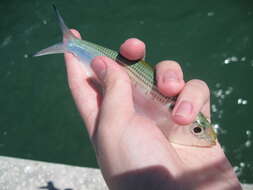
[73,37,172,104]
[34,5,217,147]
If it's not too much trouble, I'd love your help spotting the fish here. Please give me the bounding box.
[34,5,217,147]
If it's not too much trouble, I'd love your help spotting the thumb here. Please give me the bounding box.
[91,56,134,117]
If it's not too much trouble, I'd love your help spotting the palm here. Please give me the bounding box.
[64,30,241,189]
[108,111,239,190]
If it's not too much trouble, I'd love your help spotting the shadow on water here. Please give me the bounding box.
[39,181,73,190]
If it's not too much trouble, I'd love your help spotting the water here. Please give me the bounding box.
[0,0,253,183]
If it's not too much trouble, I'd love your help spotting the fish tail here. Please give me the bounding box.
[33,43,65,56]
[34,4,75,57]
[52,4,75,38]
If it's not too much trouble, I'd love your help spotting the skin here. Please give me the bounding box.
[65,29,242,190]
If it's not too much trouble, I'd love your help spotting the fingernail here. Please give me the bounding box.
[92,58,107,80]
[163,71,179,83]
[174,101,193,118]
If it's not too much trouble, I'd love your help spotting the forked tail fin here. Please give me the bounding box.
[52,4,76,38]
[34,4,76,57]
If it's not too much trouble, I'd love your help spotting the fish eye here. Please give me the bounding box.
[169,103,175,111]
[193,126,202,134]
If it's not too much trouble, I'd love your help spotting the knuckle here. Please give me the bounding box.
[156,60,182,76]
[84,109,96,125]
[166,60,180,67]
[129,38,146,47]
[187,79,210,96]
[105,75,130,92]
[156,60,180,69]
[92,56,104,64]
[68,77,82,92]
[124,38,145,47]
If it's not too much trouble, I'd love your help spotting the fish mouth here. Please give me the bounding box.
[205,126,217,145]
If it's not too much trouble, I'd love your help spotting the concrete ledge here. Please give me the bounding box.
[0,156,252,190]
[0,156,108,190]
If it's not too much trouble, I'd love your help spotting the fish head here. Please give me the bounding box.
[189,116,217,146]
[159,112,217,147]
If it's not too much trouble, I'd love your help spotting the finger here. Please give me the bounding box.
[91,56,135,119]
[172,79,210,125]
[156,60,185,97]
[119,38,146,60]
[69,29,81,39]
[65,29,101,137]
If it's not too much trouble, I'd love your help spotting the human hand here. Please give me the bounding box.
[65,29,241,190]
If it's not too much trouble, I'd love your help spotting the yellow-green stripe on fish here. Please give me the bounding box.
[34,5,217,147]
